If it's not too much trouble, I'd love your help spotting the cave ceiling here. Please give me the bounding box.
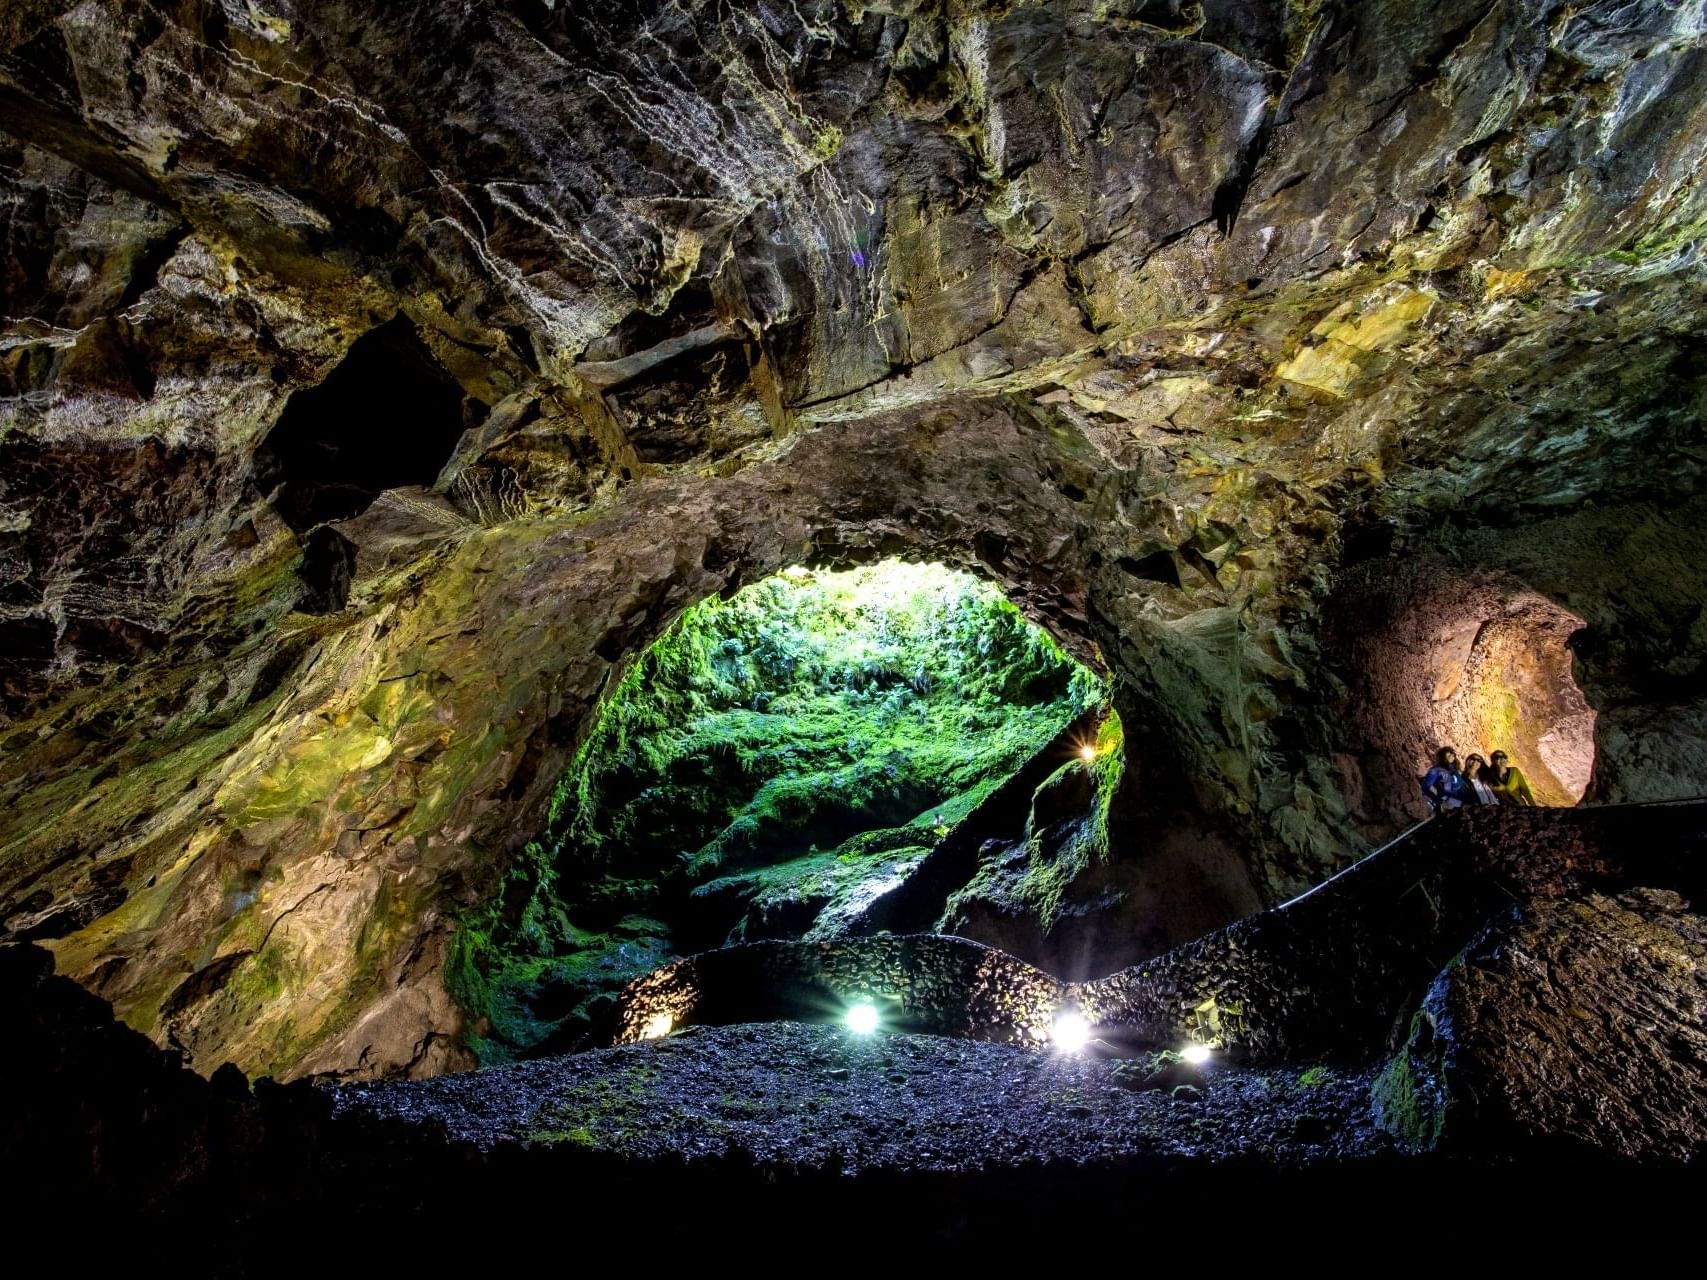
[1,0,1704,1079]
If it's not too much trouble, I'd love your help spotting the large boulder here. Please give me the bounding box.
[1374,888,1707,1163]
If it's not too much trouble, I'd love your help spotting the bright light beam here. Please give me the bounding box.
[1181,1043,1212,1065]
[1052,1009,1091,1053]
[845,1001,880,1035]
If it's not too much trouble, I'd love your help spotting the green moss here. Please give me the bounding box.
[446,852,675,1063]
[1614,209,1707,268]
[1370,1009,1453,1150]
[693,819,943,940]
[988,708,1124,930]
[451,560,1102,1059]
[552,562,1097,874]
[531,1125,598,1147]
[811,122,844,162]
[1284,1,1327,66]
[1090,710,1124,831]
[523,1070,667,1147]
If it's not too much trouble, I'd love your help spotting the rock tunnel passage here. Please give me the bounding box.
[450,558,1109,1060]
[1430,593,1595,806]
[5,0,1707,1242]
[1322,561,1601,838]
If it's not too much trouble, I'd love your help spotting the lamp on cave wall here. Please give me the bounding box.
[615,961,697,1044]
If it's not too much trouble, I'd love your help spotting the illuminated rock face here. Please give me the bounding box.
[2,1,1706,1078]
[1321,559,1598,840]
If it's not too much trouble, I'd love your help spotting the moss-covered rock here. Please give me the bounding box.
[1370,1008,1456,1152]
[449,561,1101,1060]
[553,562,1099,878]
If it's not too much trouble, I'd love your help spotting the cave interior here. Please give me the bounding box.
[3,0,1706,1255]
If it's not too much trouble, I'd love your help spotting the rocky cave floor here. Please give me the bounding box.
[333,1021,1384,1172]
[10,793,1706,1266]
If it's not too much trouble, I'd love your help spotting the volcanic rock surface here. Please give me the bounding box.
[334,1020,1388,1171]
[1376,886,1707,1162]
[3,0,1707,1081]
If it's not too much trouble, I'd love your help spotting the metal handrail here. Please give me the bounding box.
[1276,795,1707,912]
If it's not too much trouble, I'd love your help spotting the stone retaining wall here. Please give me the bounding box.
[615,934,1069,1047]
[616,803,1707,1061]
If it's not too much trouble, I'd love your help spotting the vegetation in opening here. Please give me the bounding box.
[449,560,1103,1061]
[940,709,1125,938]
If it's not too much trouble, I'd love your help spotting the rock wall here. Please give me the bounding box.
[1374,887,1707,1161]
[614,933,1069,1047]
[1079,801,1707,1060]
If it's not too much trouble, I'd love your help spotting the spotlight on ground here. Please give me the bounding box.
[1052,1009,1091,1053]
[845,1001,880,1035]
[1181,1043,1212,1065]
[640,1013,674,1040]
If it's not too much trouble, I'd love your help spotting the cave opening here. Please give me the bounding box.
[449,559,1108,1060]
[253,314,469,610]
[1420,592,1598,807]
[1328,566,1600,837]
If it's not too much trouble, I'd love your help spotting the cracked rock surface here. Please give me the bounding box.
[1376,886,1707,1163]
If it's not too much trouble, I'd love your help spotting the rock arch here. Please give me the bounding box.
[18,396,1352,1080]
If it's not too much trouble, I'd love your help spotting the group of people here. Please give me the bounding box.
[1420,747,1536,813]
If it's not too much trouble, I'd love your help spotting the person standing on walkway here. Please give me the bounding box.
[1485,750,1537,805]
[1462,754,1500,805]
[1421,747,1470,813]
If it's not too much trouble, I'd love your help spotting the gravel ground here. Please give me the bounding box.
[333,1021,1393,1173]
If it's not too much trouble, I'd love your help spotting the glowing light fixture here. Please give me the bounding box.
[1079,744,1096,761]
[1052,1009,1091,1053]
[640,1012,674,1040]
[845,1001,880,1035]
[1181,1043,1212,1065]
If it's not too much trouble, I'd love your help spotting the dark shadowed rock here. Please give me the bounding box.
[1374,887,1707,1163]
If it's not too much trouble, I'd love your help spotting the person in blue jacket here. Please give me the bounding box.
[1421,747,1470,813]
